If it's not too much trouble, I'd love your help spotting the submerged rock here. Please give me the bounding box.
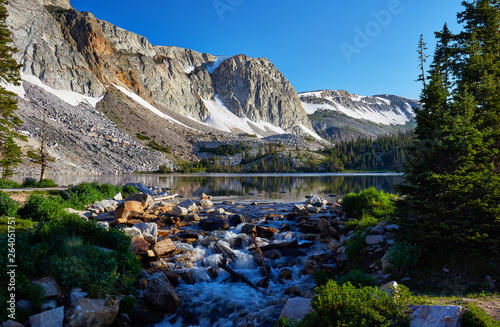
[199,217,229,231]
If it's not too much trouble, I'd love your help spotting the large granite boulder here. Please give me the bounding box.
[65,298,119,327]
[278,297,312,321]
[28,306,64,327]
[143,272,181,313]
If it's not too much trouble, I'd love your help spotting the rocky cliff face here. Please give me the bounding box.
[212,54,311,130]
[7,0,310,134]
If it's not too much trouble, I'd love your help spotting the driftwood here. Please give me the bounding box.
[214,243,237,262]
[251,233,270,282]
[154,194,178,202]
[260,239,299,252]
[218,262,258,291]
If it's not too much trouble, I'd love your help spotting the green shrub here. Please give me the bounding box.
[121,185,138,194]
[119,295,138,316]
[461,304,500,327]
[337,269,377,287]
[96,183,122,199]
[342,188,396,219]
[18,194,64,221]
[0,192,19,217]
[22,177,38,187]
[345,231,367,261]
[22,178,57,188]
[299,281,412,327]
[0,180,20,188]
[385,242,421,276]
[148,140,170,154]
[136,133,151,141]
[63,183,105,209]
[37,179,57,188]
[1,214,141,306]
[313,269,336,287]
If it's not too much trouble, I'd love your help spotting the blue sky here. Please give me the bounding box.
[70,0,465,100]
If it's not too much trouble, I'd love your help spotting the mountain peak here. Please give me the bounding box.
[43,0,71,9]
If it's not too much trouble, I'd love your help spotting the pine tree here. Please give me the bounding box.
[417,34,429,87]
[0,0,23,177]
[397,0,500,260]
[0,133,21,179]
[0,0,22,137]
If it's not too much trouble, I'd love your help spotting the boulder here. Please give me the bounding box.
[41,300,57,311]
[199,217,229,231]
[200,193,212,200]
[130,236,151,253]
[64,208,92,221]
[121,227,142,238]
[327,239,342,252]
[264,250,281,260]
[241,224,278,238]
[172,206,188,217]
[381,251,394,272]
[279,247,306,257]
[410,305,466,327]
[305,195,327,206]
[198,199,213,207]
[113,201,144,220]
[307,206,321,213]
[16,299,32,313]
[365,235,384,245]
[292,204,306,212]
[184,212,200,222]
[279,268,293,281]
[125,183,152,195]
[29,306,64,327]
[2,320,24,327]
[33,277,60,298]
[371,225,385,234]
[229,214,246,226]
[318,218,338,238]
[279,297,312,321]
[124,193,155,211]
[178,199,198,212]
[152,239,176,256]
[93,199,120,212]
[70,288,88,305]
[133,222,158,244]
[65,298,119,327]
[143,272,181,313]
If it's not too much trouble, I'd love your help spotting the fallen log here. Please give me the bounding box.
[154,194,178,202]
[218,262,258,291]
[214,243,237,262]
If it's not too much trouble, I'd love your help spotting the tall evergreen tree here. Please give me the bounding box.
[397,0,500,259]
[0,0,23,175]
[0,133,21,179]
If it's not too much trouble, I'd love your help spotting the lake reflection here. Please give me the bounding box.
[13,173,404,203]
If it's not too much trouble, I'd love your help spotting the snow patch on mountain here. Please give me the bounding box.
[21,74,103,107]
[113,84,196,130]
[300,124,323,141]
[184,66,195,74]
[206,56,233,74]
[201,96,287,137]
